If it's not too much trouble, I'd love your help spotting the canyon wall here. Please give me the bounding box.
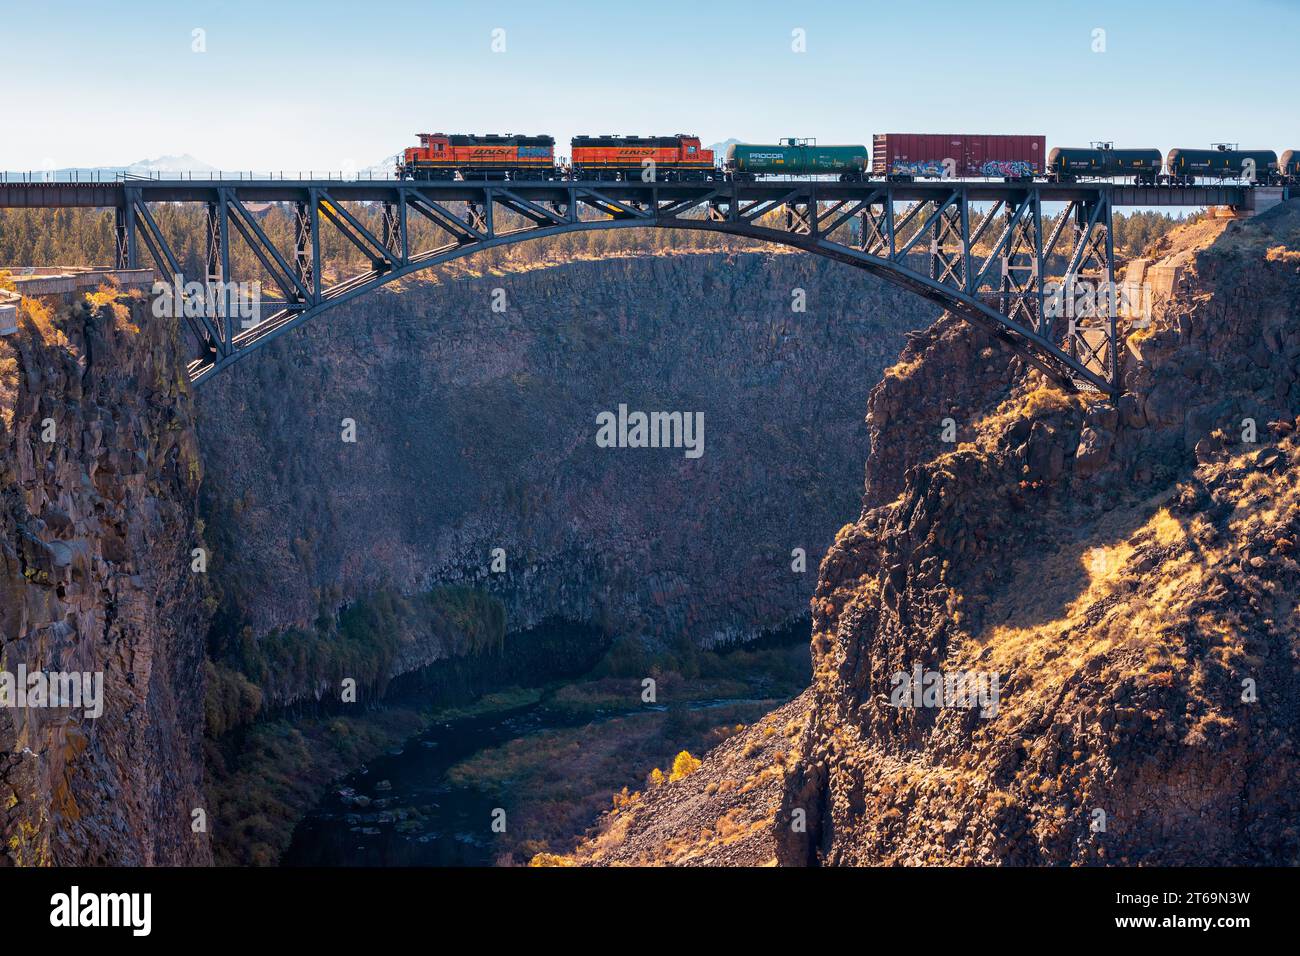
[0,292,211,865]
[197,245,935,703]
[1,239,938,864]
[565,205,1300,866]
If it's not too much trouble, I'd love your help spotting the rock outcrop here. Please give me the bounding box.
[567,204,1300,866]
[197,248,934,705]
[0,290,211,865]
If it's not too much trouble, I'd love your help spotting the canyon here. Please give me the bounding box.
[1,241,932,864]
[194,246,932,705]
[4,203,1298,867]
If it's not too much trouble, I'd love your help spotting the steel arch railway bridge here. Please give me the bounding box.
[0,178,1272,394]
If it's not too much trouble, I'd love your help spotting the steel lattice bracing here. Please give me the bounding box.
[3,179,1249,393]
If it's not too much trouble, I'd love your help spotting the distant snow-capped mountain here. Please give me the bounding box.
[124,154,218,173]
[706,138,743,156]
[2,154,221,180]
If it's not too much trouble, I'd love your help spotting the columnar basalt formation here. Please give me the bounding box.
[0,291,211,865]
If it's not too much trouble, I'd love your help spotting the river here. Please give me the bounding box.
[280,693,770,867]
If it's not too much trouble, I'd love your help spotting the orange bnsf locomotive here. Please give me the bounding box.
[398,132,717,181]
[569,134,717,182]
[400,133,558,181]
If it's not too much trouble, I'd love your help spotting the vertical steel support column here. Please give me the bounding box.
[381,201,403,264]
[397,191,409,264]
[218,192,231,351]
[115,205,129,269]
[959,188,971,292]
[885,188,896,258]
[466,190,492,237]
[1032,189,1045,334]
[929,201,964,288]
[999,202,1015,319]
[1104,193,1118,392]
[783,201,812,236]
[930,202,942,280]
[293,200,313,296]
[205,202,220,285]
[1068,202,1086,360]
[204,201,224,348]
[309,190,322,304]
[119,193,138,269]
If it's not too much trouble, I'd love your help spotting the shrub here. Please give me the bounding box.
[669,750,702,782]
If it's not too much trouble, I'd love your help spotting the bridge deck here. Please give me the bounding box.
[0,179,1267,209]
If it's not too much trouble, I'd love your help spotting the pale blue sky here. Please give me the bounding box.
[5,0,1298,171]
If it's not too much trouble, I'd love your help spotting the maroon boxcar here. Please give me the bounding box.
[872,133,1046,180]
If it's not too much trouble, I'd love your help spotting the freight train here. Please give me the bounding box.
[397,132,1300,186]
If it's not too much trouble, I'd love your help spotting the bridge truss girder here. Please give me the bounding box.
[111,181,1120,393]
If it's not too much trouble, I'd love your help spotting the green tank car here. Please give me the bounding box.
[726,138,868,181]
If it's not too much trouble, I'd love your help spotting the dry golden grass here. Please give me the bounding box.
[86,285,138,333]
[973,383,1086,446]
[0,341,17,432]
[20,296,67,347]
[882,352,925,382]
[957,494,1199,698]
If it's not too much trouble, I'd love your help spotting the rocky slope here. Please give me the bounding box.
[0,290,210,865]
[197,247,934,705]
[563,204,1300,866]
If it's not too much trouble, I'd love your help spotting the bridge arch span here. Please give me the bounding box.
[201,216,1090,395]
[94,179,1140,393]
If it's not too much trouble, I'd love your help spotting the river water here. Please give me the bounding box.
[281,699,559,867]
[280,695,764,867]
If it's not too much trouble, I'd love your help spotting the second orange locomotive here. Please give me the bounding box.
[569,134,715,182]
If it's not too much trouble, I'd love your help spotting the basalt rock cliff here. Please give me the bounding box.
[197,247,932,705]
[564,206,1300,866]
[0,292,210,865]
